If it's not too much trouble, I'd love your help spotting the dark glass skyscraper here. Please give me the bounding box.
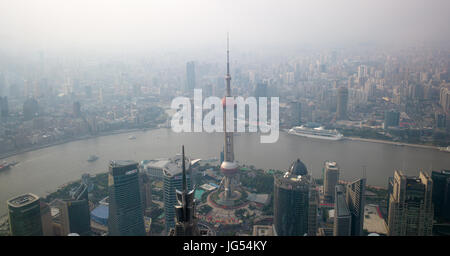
[66,183,91,236]
[108,160,145,236]
[7,193,43,236]
[431,170,450,221]
[273,159,311,236]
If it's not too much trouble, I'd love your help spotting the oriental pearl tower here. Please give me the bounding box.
[219,34,239,204]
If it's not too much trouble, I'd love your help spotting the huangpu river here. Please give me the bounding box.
[1,128,449,216]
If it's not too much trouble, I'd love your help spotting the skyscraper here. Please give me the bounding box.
[384,110,400,129]
[49,199,70,236]
[7,193,43,236]
[346,178,366,236]
[336,87,348,120]
[333,185,351,236]
[65,183,91,236]
[431,170,450,222]
[324,161,340,203]
[40,201,53,236]
[219,35,239,203]
[186,61,196,92]
[163,155,192,232]
[139,172,152,214]
[387,170,433,236]
[308,184,319,236]
[274,159,311,236]
[108,160,145,236]
[169,146,200,236]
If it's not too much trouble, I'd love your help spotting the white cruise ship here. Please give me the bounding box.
[288,125,344,141]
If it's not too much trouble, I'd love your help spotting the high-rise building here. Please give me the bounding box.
[431,170,450,222]
[324,161,340,203]
[384,110,400,129]
[40,201,53,236]
[108,160,145,236]
[65,183,91,236]
[333,185,351,236]
[346,178,366,236]
[336,87,348,120]
[163,155,192,232]
[169,146,205,236]
[7,193,43,236]
[274,159,311,236]
[439,87,450,113]
[50,199,70,236]
[308,184,319,236]
[139,172,152,214]
[435,112,447,129]
[387,170,433,236]
[186,61,196,92]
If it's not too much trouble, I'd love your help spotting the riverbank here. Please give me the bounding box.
[345,136,442,151]
[0,127,157,161]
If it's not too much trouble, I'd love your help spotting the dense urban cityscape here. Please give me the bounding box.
[0,0,449,240]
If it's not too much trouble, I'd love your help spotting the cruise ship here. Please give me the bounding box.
[288,125,344,141]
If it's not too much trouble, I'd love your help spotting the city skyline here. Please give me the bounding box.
[0,0,450,239]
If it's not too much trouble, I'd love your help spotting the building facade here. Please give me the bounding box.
[7,193,43,236]
[333,185,351,236]
[431,170,450,222]
[274,159,311,236]
[163,155,192,232]
[324,161,340,203]
[346,178,366,236]
[336,87,348,120]
[387,170,433,236]
[108,160,145,236]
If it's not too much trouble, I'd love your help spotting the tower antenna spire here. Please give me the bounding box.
[182,145,187,193]
[227,33,230,76]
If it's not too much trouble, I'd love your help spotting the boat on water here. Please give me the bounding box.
[87,155,99,162]
[439,146,450,153]
[288,125,344,141]
[0,161,18,172]
[128,135,136,140]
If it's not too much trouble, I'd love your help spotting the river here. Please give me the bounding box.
[1,128,449,216]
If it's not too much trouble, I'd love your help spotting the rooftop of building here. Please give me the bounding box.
[325,161,339,171]
[142,155,191,177]
[363,204,387,235]
[109,160,138,168]
[90,204,109,220]
[252,225,274,236]
[289,159,307,176]
[7,193,39,208]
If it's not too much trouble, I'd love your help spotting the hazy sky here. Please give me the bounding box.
[0,0,449,54]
